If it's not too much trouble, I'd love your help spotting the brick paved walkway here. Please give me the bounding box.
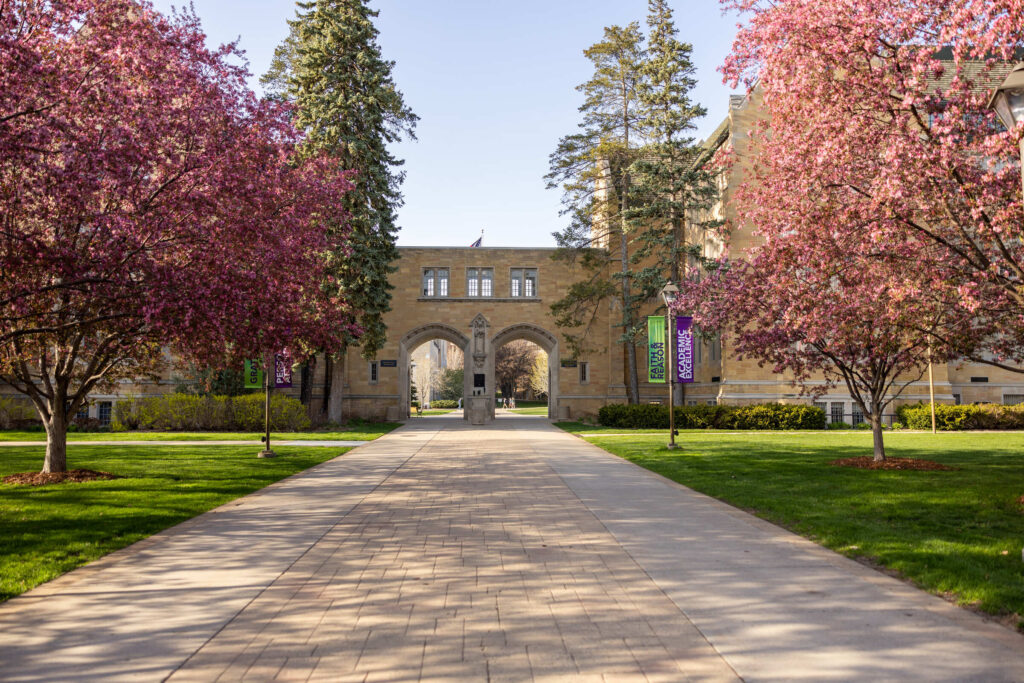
[2,415,1022,682]
[169,419,735,682]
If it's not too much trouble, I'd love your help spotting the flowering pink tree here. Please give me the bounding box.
[679,227,962,461]
[721,0,1024,368]
[0,0,359,473]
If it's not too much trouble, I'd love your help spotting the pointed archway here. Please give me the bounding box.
[488,323,559,419]
[398,323,471,420]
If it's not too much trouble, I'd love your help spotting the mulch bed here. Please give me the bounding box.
[2,469,120,486]
[831,457,958,471]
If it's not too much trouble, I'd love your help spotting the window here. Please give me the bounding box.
[830,402,844,424]
[98,401,112,427]
[422,268,449,297]
[369,361,379,385]
[579,362,590,385]
[467,268,493,297]
[813,401,827,417]
[687,400,698,406]
[510,268,538,297]
[1004,394,1024,406]
[706,400,716,406]
[953,393,962,405]
[851,404,864,426]
[76,403,90,420]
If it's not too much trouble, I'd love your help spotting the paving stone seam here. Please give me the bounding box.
[161,423,445,682]
[551,423,1024,653]
[523,422,746,682]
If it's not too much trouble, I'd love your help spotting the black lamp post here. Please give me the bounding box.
[258,353,276,458]
[660,282,680,450]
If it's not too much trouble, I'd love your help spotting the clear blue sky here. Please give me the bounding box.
[152,1,741,247]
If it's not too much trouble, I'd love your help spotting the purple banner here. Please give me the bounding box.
[274,353,293,389]
[675,316,695,384]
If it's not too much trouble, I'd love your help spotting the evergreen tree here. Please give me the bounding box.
[630,0,720,404]
[547,7,716,405]
[632,0,716,288]
[263,0,417,420]
[546,22,647,404]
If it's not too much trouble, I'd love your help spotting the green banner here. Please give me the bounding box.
[648,316,666,384]
[244,358,264,389]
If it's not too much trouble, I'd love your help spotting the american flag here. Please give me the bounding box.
[470,230,483,248]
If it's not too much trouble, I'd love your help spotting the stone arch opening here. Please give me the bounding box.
[398,323,471,420]
[488,323,559,419]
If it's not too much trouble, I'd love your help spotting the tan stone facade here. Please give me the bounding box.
[293,246,676,422]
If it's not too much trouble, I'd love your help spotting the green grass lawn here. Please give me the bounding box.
[410,409,455,417]
[0,423,399,442]
[510,406,549,416]
[560,428,1024,626]
[0,443,360,602]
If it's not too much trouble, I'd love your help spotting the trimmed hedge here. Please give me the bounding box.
[896,402,1024,431]
[429,400,459,409]
[112,393,311,432]
[597,402,826,430]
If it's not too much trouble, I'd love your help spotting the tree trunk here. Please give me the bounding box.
[327,352,345,423]
[321,353,333,419]
[620,231,639,404]
[870,413,887,462]
[42,410,68,474]
[299,358,315,406]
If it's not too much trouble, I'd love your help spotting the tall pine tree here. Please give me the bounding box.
[263,0,417,421]
[547,5,715,405]
[630,0,720,404]
[547,22,647,404]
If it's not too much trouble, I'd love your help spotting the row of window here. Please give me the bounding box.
[422,267,537,298]
[814,401,867,426]
[73,401,112,426]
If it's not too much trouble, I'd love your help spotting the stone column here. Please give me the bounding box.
[467,314,492,425]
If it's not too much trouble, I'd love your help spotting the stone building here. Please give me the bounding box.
[681,90,1024,422]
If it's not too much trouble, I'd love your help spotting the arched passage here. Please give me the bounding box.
[398,323,470,419]
[488,323,559,419]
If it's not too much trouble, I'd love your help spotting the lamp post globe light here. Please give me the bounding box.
[988,62,1024,195]
[660,282,680,450]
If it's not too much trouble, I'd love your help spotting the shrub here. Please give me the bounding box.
[111,393,310,432]
[69,417,106,433]
[0,396,39,429]
[598,403,669,429]
[597,403,826,430]
[731,403,827,430]
[430,400,459,409]
[895,402,1024,431]
[828,421,852,430]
